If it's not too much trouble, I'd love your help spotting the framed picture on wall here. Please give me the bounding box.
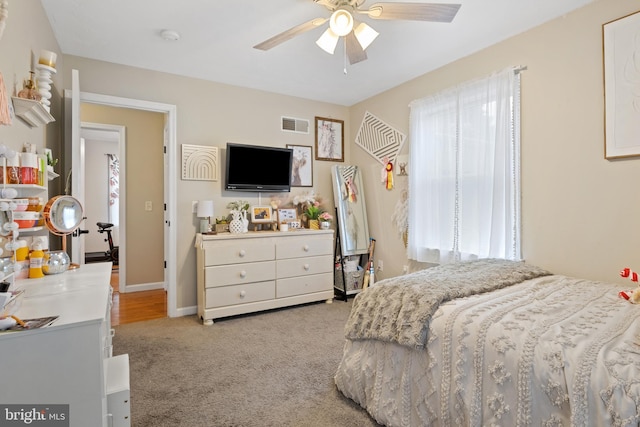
[603,10,640,159]
[315,116,344,162]
[286,144,313,187]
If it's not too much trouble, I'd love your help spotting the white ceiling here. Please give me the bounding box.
[40,0,595,106]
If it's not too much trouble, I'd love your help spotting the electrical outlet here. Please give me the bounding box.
[377,260,383,271]
[145,201,153,211]
[403,265,409,274]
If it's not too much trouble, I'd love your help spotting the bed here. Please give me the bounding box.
[334,259,640,426]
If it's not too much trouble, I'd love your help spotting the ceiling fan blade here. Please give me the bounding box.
[254,18,328,51]
[345,31,367,65]
[366,3,461,22]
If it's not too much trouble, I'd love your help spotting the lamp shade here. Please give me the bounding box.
[197,200,214,218]
[316,28,340,54]
[354,22,379,51]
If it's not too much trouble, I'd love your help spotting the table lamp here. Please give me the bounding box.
[197,200,214,234]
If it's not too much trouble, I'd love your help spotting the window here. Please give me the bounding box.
[407,67,521,264]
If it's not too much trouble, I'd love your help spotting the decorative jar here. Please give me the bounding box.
[308,219,319,230]
[42,250,70,275]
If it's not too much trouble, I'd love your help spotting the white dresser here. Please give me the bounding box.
[196,230,334,324]
[0,263,130,427]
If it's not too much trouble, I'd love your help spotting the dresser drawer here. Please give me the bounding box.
[276,255,333,279]
[277,272,332,298]
[206,281,276,308]
[275,235,333,259]
[203,239,275,266]
[205,261,276,288]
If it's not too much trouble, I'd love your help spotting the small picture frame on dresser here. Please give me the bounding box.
[276,208,297,225]
[251,206,273,223]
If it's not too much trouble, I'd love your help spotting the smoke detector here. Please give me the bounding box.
[160,29,181,41]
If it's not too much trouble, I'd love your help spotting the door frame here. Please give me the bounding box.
[80,123,126,292]
[70,89,178,317]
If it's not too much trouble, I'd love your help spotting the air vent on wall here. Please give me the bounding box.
[281,116,309,134]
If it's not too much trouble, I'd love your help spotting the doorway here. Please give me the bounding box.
[66,76,178,316]
[81,124,124,278]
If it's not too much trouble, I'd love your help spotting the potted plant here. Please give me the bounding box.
[318,211,333,229]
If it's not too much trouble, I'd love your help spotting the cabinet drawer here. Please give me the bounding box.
[205,261,275,288]
[277,273,333,298]
[206,281,276,308]
[275,235,333,259]
[203,239,274,266]
[276,255,333,279]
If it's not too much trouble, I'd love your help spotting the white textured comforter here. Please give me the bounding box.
[335,271,640,426]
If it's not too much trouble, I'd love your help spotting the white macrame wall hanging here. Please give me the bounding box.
[181,144,219,181]
[355,111,406,165]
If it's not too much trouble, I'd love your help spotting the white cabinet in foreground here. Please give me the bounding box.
[0,263,129,427]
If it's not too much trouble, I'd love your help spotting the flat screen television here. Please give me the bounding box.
[224,143,293,192]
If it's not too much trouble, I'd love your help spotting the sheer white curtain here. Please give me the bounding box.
[407,67,521,264]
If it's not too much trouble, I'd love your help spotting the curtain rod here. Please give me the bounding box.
[514,65,528,74]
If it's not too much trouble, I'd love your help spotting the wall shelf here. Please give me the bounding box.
[11,97,54,128]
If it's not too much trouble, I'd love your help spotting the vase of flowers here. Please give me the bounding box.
[318,212,333,229]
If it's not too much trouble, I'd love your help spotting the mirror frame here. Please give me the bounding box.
[331,165,370,256]
[43,195,84,236]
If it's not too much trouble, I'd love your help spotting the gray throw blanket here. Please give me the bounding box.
[344,259,551,348]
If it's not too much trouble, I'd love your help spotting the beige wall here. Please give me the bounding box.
[61,56,348,309]
[0,0,64,194]
[3,0,638,312]
[81,104,165,286]
[351,0,640,283]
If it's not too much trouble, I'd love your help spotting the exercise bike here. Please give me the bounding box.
[96,222,119,265]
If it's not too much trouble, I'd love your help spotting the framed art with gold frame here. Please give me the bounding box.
[315,116,344,162]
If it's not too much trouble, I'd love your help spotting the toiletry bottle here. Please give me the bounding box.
[6,153,20,184]
[369,260,375,286]
[29,242,45,279]
[14,239,29,262]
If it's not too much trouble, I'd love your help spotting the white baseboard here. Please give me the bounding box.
[172,305,197,318]
[121,281,164,293]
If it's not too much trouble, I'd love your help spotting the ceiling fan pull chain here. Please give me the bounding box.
[343,38,348,75]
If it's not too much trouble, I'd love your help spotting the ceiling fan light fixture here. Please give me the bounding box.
[354,22,378,51]
[329,9,354,37]
[316,27,340,54]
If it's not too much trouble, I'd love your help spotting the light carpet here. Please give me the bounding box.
[113,299,380,427]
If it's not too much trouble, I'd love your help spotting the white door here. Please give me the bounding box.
[69,69,85,265]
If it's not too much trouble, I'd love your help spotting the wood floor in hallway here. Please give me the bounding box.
[109,267,167,326]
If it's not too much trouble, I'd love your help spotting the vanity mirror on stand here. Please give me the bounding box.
[43,195,84,270]
[331,165,371,300]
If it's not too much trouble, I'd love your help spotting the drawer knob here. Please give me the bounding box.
[240,270,247,278]
[304,263,310,271]
[238,249,246,257]
[303,245,309,252]
[239,290,246,298]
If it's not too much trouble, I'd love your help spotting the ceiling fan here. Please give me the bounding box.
[253,1,461,65]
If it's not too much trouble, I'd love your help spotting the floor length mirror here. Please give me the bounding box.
[331,165,370,256]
